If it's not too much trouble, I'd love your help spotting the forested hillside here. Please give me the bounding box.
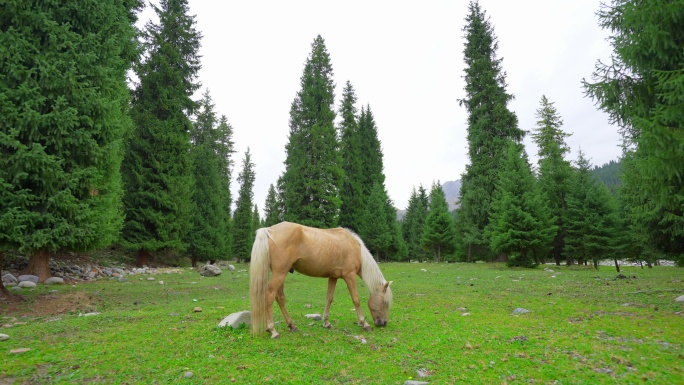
[591,159,621,191]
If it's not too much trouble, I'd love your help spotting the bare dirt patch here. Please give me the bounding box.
[1,291,100,317]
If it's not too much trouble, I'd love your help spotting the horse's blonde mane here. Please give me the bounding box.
[347,230,393,307]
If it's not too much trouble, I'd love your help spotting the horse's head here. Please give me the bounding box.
[368,281,393,327]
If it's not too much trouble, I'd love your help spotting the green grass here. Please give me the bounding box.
[2,263,683,384]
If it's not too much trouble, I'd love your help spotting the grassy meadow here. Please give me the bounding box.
[2,262,683,384]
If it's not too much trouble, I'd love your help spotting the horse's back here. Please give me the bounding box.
[267,222,361,278]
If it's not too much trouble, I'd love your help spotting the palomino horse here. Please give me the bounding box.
[249,221,393,338]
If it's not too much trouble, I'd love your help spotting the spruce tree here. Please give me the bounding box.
[421,182,457,262]
[357,105,385,196]
[456,1,524,261]
[252,204,262,232]
[281,35,341,228]
[215,115,236,256]
[402,186,431,262]
[120,0,202,267]
[0,0,141,281]
[485,143,557,267]
[583,0,683,257]
[532,95,574,265]
[360,183,391,260]
[262,184,281,227]
[338,81,364,232]
[186,90,229,266]
[565,151,619,268]
[232,149,256,262]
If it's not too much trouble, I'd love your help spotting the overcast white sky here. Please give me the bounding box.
[139,0,621,213]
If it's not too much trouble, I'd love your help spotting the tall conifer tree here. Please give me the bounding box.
[262,184,281,227]
[120,0,202,267]
[0,0,141,281]
[456,1,524,262]
[421,182,457,262]
[532,96,574,265]
[232,149,256,261]
[486,143,556,267]
[583,0,683,259]
[565,151,619,268]
[281,35,341,228]
[402,186,431,262]
[338,81,364,231]
[186,90,230,266]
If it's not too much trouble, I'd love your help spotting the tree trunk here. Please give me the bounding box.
[437,245,441,263]
[593,258,599,270]
[467,243,472,263]
[23,249,52,282]
[646,259,652,268]
[613,258,620,273]
[191,255,198,268]
[136,249,150,268]
[639,260,644,269]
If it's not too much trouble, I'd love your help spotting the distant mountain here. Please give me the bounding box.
[396,179,461,221]
[591,159,622,191]
[442,180,462,212]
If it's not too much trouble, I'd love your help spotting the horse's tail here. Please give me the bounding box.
[249,227,271,336]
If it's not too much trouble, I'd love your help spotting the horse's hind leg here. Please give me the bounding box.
[275,284,298,332]
[266,272,287,339]
[322,278,337,329]
[343,275,372,332]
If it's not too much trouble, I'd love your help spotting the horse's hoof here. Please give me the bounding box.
[323,323,331,329]
[271,333,280,339]
[363,325,372,332]
[289,326,299,332]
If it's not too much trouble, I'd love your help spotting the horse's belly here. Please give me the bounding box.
[292,260,345,278]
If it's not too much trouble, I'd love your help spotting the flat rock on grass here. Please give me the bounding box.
[0,334,9,341]
[675,295,684,303]
[219,311,251,329]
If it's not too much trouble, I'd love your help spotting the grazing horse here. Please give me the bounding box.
[249,221,393,339]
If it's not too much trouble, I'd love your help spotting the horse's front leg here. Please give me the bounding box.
[343,275,372,332]
[322,277,337,329]
[275,284,298,332]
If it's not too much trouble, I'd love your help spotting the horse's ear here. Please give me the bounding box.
[383,281,393,292]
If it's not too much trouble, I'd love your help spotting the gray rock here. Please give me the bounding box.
[218,311,251,329]
[0,333,9,341]
[512,308,530,315]
[199,264,222,277]
[305,314,322,321]
[675,295,684,303]
[146,277,155,281]
[404,381,429,385]
[44,277,65,285]
[18,281,37,288]
[417,368,429,378]
[183,372,193,379]
[2,273,17,284]
[227,264,235,271]
[18,275,39,284]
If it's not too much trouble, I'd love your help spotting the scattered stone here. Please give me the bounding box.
[305,314,322,321]
[193,307,202,313]
[353,335,367,344]
[461,313,471,316]
[218,311,251,329]
[78,312,101,317]
[675,295,684,303]
[183,371,193,379]
[18,275,39,284]
[404,381,429,385]
[420,269,427,272]
[594,368,612,374]
[417,368,429,378]
[147,277,155,281]
[18,281,37,288]
[2,273,17,285]
[10,348,30,354]
[199,264,222,277]
[509,335,528,342]
[44,277,65,285]
[227,264,235,271]
[512,308,530,315]
[0,334,9,341]
[544,268,554,273]
[159,280,164,285]
[304,304,313,309]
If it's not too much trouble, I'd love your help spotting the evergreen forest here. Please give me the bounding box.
[1,0,682,290]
